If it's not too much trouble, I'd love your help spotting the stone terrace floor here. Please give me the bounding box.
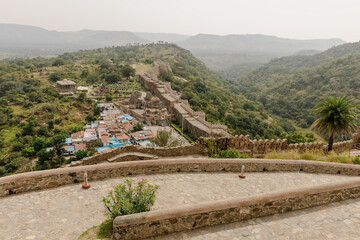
[0,172,357,240]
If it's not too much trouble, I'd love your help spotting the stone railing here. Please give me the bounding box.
[112,178,360,240]
[2,158,360,197]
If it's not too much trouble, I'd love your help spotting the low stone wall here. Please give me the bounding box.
[112,178,360,240]
[71,143,206,166]
[2,158,360,197]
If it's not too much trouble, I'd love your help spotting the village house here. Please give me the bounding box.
[130,130,155,145]
[56,79,76,93]
[83,129,97,142]
[75,143,87,152]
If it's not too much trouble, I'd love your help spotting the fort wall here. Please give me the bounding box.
[138,61,229,138]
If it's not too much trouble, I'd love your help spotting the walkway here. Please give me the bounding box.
[0,172,355,240]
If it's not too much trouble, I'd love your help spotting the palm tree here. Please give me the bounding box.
[313,96,357,151]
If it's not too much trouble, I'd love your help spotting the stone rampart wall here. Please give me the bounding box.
[138,61,229,138]
[2,158,360,197]
[112,178,360,240]
[199,135,356,157]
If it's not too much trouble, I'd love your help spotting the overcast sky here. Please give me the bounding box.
[0,0,359,42]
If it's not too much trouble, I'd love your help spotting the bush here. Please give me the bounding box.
[0,166,7,177]
[353,155,360,165]
[102,178,159,220]
[212,148,250,159]
[75,150,88,160]
[133,123,143,131]
[150,130,180,147]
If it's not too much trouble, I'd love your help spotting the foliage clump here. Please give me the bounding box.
[353,155,360,165]
[102,178,159,220]
[150,130,180,147]
[281,132,316,144]
[211,148,249,159]
[313,96,357,151]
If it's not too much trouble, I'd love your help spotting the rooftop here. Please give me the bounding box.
[56,79,76,86]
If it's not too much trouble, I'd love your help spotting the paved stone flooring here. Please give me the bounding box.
[0,172,355,240]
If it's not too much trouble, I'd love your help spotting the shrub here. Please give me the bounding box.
[0,166,7,177]
[211,148,250,158]
[150,130,180,147]
[133,123,143,131]
[75,150,88,160]
[102,178,159,220]
[353,155,360,165]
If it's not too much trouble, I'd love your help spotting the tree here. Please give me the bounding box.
[313,96,357,151]
[85,114,96,123]
[77,92,86,102]
[93,104,101,116]
[120,65,135,79]
[105,94,113,102]
[75,150,88,160]
[150,130,180,147]
[105,73,121,84]
[52,58,65,66]
[49,72,62,82]
[47,120,54,130]
[133,123,143,131]
[33,137,47,152]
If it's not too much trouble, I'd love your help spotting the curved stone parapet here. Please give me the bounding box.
[2,158,360,197]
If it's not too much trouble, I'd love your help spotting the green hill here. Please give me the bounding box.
[235,42,360,128]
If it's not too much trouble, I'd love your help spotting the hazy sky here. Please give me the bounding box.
[1,0,359,42]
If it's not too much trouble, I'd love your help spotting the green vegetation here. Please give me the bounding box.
[353,155,360,165]
[211,149,250,159]
[133,123,144,131]
[281,132,316,144]
[313,96,357,151]
[234,42,360,129]
[102,178,159,220]
[97,219,113,239]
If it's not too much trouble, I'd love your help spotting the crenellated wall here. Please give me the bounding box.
[199,135,356,157]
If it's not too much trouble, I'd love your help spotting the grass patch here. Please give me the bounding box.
[265,150,352,164]
[97,219,113,239]
[78,219,113,240]
[78,226,97,240]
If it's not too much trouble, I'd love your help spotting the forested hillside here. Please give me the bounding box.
[234,42,360,128]
[0,44,299,176]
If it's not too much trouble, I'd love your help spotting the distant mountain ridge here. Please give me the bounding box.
[177,33,344,54]
[176,33,345,72]
[0,23,346,70]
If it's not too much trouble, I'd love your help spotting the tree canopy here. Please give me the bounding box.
[313,96,357,151]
